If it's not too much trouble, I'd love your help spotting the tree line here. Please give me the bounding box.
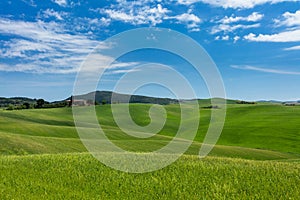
[5,99,68,110]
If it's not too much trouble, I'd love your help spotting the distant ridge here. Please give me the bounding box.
[67,91,264,106]
[257,100,283,104]
[67,91,179,105]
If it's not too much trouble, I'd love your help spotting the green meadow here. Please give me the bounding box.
[0,103,299,199]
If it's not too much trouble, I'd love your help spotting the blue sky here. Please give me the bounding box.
[0,0,300,101]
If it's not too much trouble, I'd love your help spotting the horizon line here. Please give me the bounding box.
[1,90,299,103]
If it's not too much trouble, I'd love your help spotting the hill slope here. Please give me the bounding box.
[0,104,299,159]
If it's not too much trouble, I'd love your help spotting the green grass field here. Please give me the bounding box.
[0,103,299,199]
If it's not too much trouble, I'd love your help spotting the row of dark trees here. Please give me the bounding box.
[5,99,68,110]
[236,100,257,104]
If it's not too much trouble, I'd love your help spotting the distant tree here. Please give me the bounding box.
[23,102,30,109]
[237,100,256,105]
[6,104,14,110]
[202,105,219,109]
[68,98,73,107]
[102,100,107,105]
[35,99,45,108]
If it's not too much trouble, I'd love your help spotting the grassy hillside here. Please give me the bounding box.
[0,104,299,158]
[0,104,299,199]
[219,104,300,154]
[0,153,299,199]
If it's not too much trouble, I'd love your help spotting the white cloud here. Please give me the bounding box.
[1,39,53,58]
[190,28,201,32]
[245,10,300,43]
[103,10,135,23]
[214,35,232,41]
[244,29,300,42]
[110,62,141,69]
[52,0,67,6]
[76,54,141,80]
[234,36,241,42]
[99,17,111,26]
[0,63,78,74]
[284,45,300,50]
[0,18,141,74]
[101,1,202,30]
[69,17,111,34]
[222,35,230,40]
[99,1,204,31]
[166,13,202,30]
[177,0,199,5]
[0,18,100,51]
[0,18,107,73]
[105,68,142,75]
[212,23,260,34]
[231,65,300,75]
[275,10,300,27]
[170,13,201,23]
[220,12,264,24]
[42,9,66,21]
[212,12,262,35]
[101,4,170,26]
[178,0,300,9]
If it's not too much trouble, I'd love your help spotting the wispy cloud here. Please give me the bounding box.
[105,68,142,75]
[244,29,300,42]
[231,65,300,75]
[21,0,36,7]
[52,0,67,7]
[178,0,300,9]
[41,9,67,21]
[220,12,264,24]
[0,63,79,74]
[212,23,260,34]
[215,35,230,41]
[0,15,154,74]
[284,45,300,50]
[0,18,112,74]
[211,12,263,36]
[110,62,141,69]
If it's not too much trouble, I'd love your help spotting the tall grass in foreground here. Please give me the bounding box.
[0,153,299,199]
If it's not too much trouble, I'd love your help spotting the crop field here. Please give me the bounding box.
[0,103,299,199]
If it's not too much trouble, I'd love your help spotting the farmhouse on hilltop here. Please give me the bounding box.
[67,99,94,106]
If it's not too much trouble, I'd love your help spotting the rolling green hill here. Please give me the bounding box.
[0,104,299,158]
[0,103,299,199]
